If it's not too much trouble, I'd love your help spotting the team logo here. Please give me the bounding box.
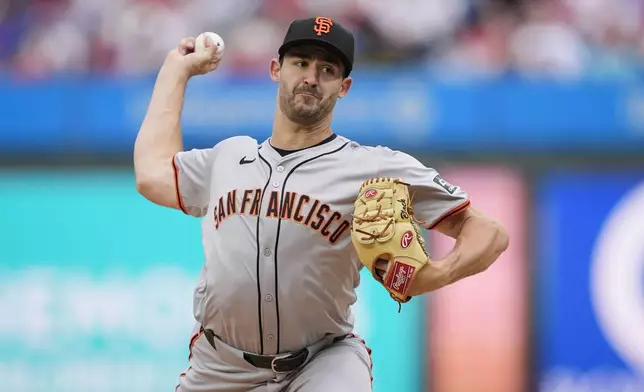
[386,261,416,295]
[314,17,333,36]
[401,231,413,248]
[364,188,377,199]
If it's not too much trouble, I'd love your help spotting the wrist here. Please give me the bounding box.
[159,61,191,85]
[408,257,450,296]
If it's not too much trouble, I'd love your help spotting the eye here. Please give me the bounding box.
[294,60,307,68]
[321,65,334,74]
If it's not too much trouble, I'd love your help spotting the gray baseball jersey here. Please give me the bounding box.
[171,134,469,389]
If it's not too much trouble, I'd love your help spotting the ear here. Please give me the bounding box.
[269,58,281,82]
[338,76,353,99]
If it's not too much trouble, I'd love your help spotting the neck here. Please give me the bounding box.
[271,109,333,151]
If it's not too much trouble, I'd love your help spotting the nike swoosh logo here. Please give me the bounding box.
[239,156,256,165]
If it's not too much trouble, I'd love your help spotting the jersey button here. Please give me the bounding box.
[276,166,284,172]
[264,248,272,257]
[272,181,280,188]
[265,294,273,302]
[267,334,274,341]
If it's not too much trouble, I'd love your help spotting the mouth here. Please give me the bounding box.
[295,92,319,99]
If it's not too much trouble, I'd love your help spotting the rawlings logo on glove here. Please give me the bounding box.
[350,177,430,311]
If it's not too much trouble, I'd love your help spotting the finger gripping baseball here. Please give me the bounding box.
[351,177,430,308]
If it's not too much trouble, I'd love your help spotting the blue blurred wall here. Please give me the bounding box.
[1,71,644,154]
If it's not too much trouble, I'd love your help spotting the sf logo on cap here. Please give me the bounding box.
[314,17,333,36]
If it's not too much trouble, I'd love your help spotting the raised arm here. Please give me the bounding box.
[133,35,219,209]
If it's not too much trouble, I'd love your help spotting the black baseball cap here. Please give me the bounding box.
[278,17,355,77]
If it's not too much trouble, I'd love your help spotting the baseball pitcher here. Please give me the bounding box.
[133,16,509,392]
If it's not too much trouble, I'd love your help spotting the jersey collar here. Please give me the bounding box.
[259,134,347,166]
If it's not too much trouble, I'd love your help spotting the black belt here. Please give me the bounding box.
[243,349,309,373]
[201,327,348,373]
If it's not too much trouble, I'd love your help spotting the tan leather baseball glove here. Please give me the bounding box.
[351,177,430,310]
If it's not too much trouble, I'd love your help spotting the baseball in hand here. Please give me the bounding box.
[195,32,225,61]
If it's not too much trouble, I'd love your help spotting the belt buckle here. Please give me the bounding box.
[270,353,292,374]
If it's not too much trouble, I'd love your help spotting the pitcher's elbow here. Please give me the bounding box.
[135,177,146,195]
[134,171,154,197]
[496,223,510,253]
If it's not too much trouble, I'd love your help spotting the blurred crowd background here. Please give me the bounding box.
[2,0,644,78]
[1,1,644,392]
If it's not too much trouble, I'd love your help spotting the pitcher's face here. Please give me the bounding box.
[271,45,352,126]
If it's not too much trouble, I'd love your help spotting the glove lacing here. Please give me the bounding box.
[352,180,426,241]
[353,191,394,240]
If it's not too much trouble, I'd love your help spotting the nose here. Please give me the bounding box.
[302,65,319,87]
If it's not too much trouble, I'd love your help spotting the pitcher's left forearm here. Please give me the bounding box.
[441,215,509,285]
[409,210,509,295]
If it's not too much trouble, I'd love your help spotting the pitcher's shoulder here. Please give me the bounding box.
[186,136,260,167]
[337,137,398,158]
[216,135,260,150]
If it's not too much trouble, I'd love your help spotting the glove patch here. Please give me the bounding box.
[385,261,416,296]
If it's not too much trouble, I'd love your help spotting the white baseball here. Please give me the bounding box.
[195,32,225,60]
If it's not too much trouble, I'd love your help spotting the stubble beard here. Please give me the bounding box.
[279,90,336,127]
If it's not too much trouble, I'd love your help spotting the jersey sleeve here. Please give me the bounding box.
[172,147,218,217]
[374,147,470,230]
